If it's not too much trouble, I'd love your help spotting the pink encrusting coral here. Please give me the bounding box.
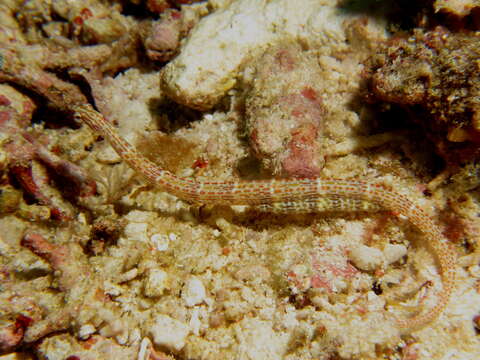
[145,10,184,62]
[245,42,326,178]
[18,232,122,347]
[144,8,198,62]
[286,244,359,296]
[0,316,29,353]
[0,84,96,221]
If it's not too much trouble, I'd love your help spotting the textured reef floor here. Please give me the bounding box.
[1,0,480,359]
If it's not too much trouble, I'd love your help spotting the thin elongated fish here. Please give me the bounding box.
[75,103,456,331]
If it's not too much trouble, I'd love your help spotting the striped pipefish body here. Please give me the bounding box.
[74,103,456,332]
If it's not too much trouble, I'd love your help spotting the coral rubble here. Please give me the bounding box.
[1,0,480,359]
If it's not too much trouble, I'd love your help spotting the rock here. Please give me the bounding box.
[349,244,384,271]
[160,0,347,110]
[149,315,189,352]
[182,276,206,306]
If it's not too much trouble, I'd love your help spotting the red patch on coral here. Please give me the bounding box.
[291,122,317,144]
[301,86,318,101]
[81,335,99,350]
[36,74,55,89]
[284,92,325,124]
[439,208,469,244]
[192,158,209,169]
[80,8,93,19]
[15,314,33,329]
[171,9,182,19]
[310,274,332,291]
[282,123,321,178]
[291,108,304,118]
[0,111,11,126]
[147,0,171,14]
[0,95,11,106]
[329,261,358,278]
[275,49,296,71]
[19,100,35,127]
[73,16,83,26]
[10,166,43,201]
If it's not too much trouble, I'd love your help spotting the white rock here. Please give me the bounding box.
[78,323,96,339]
[137,338,151,360]
[100,319,124,338]
[118,267,139,283]
[189,308,202,336]
[383,243,407,265]
[150,234,169,251]
[116,330,129,345]
[349,244,384,271]
[103,281,122,297]
[96,146,121,163]
[144,269,169,298]
[161,0,347,110]
[125,210,156,222]
[149,315,189,351]
[129,328,141,345]
[182,277,207,307]
[124,222,149,243]
[434,0,479,17]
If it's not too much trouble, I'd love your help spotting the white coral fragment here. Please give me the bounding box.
[161,0,347,110]
[124,222,149,243]
[349,243,407,271]
[149,315,189,352]
[143,269,169,298]
[150,233,169,251]
[383,243,407,265]
[182,276,207,307]
[349,244,384,271]
[78,324,96,340]
[434,0,480,17]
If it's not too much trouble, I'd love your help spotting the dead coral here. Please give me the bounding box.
[370,27,480,179]
[0,84,96,221]
[160,0,349,111]
[434,0,480,19]
[245,42,327,178]
[0,1,144,221]
[0,1,139,112]
[145,0,204,14]
[18,232,119,344]
[143,8,199,62]
[35,333,138,359]
[15,0,131,45]
[0,314,31,353]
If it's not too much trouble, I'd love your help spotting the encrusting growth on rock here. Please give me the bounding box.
[371,27,480,163]
[74,103,456,332]
[245,42,326,178]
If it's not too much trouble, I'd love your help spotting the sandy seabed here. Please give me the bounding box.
[1,0,480,359]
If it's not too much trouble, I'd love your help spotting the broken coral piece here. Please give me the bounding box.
[371,27,480,168]
[160,0,348,110]
[144,7,199,62]
[246,42,326,177]
[434,0,480,18]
